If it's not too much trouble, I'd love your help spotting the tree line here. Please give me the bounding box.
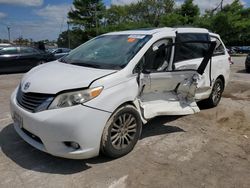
[58,0,250,48]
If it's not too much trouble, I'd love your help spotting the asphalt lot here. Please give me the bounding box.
[0,57,250,188]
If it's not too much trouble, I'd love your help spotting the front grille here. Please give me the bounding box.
[16,88,54,112]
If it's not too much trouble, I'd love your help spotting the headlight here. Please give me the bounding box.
[48,86,103,110]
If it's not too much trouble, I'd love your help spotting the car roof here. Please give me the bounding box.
[51,48,70,50]
[0,46,36,49]
[0,43,12,47]
[104,27,215,36]
[0,46,16,50]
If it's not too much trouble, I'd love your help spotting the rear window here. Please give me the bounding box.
[62,49,71,53]
[55,49,63,53]
[211,37,225,56]
[174,33,210,63]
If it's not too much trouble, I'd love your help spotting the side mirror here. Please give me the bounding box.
[134,56,151,74]
[142,69,151,74]
[134,56,146,74]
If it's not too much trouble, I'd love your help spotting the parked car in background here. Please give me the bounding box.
[234,46,250,54]
[245,53,250,73]
[227,47,236,55]
[50,48,71,59]
[0,43,12,50]
[0,46,55,73]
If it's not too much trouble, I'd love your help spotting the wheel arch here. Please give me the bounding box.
[216,75,225,91]
[115,101,136,109]
[106,100,147,126]
[100,100,143,158]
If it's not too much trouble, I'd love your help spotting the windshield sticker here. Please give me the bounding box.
[128,35,146,39]
[127,38,137,43]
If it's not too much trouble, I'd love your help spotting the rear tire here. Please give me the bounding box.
[101,105,142,158]
[204,78,224,108]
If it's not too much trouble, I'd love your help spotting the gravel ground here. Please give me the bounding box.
[0,57,249,188]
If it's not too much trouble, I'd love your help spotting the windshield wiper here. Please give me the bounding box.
[66,60,124,70]
[71,62,101,69]
[113,64,126,69]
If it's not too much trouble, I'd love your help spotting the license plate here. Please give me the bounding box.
[13,112,23,128]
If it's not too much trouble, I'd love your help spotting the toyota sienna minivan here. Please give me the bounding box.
[10,28,230,159]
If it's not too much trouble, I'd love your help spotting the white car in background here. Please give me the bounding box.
[10,27,230,159]
[0,43,12,50]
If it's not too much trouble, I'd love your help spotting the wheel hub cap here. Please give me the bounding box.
[212,82,222,104]
[110,113,137,149]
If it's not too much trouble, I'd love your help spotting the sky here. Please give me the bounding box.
[0,0,249,41]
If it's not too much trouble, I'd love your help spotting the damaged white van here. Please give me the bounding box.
[10,28,230,159]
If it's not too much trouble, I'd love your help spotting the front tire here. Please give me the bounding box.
[101,105,142,158]
[205,78,224,107]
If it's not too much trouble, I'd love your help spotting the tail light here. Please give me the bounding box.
[228,56,234,65]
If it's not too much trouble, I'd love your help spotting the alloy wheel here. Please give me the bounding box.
[110,113,137,150]
[212,82,222,105]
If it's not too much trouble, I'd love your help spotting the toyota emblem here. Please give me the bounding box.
[24,82,31,90]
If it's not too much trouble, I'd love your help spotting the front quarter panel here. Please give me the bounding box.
[85,74,139,113]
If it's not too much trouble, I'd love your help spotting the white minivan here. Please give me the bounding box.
[10,28,230,159]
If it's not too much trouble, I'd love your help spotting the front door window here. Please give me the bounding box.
[143,39,172,72]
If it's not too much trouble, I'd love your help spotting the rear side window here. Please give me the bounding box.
[174,33,210,63]
[20,47,38,54]
[211,37,225,56]
[0,47,18,55]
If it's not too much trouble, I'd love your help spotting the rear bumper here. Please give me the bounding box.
[10,89,111,159]
[245,61,250,69]
[245,57,250,68]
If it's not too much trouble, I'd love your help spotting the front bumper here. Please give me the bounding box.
[10,89,111,159]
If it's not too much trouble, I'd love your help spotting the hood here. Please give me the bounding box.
[21,61,116,94]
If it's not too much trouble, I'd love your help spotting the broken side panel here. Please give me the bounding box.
[138,71,201,119]
[137,33,216,120]
[173,32,212,93]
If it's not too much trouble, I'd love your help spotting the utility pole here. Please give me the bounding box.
[7,26,10,43]
[220,0,224,10]
[212,0,224,13]
[67,21,70,49]
[95,3,98,35]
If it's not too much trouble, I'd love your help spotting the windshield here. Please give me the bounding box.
[62,34,151,70]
